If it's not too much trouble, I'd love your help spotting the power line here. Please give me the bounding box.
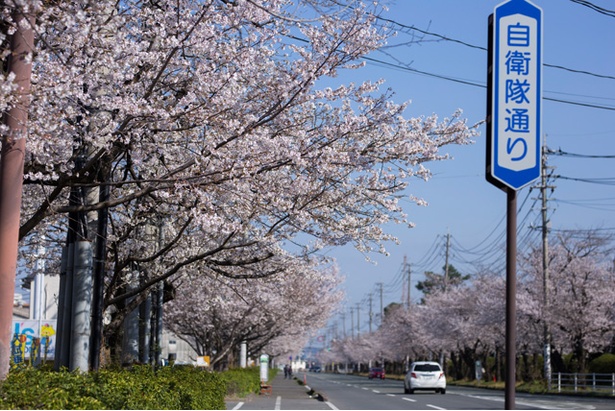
[362,54,615,111]
[448,190,539,275]
[371,9,615,81]
[285,26,615,111]
[554,198,615,212]
[550,226,615,233]
[363,56,485,88]
[570,0,615,18]
[540,96,615,111]
[555,175,615,185]
[546,148,615,159]
[543,63,615,81]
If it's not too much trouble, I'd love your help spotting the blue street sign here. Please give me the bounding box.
[487,0,542,190]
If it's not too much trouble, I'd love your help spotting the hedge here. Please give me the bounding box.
[0,365,229,410]
[589,353,615,374]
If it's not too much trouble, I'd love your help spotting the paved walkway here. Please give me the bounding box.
[226,373,335,410]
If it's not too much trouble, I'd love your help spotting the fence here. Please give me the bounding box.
[552,372,615,396]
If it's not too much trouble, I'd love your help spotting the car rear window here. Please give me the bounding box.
[414,364,441,372]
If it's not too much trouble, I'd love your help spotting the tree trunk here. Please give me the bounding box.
[495,346,502,382]
[573,338,586,373]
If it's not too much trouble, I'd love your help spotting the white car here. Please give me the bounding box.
[404,361,446,394]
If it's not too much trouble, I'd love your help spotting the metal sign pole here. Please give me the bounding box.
[505,189,517,409]
[487,2,543,408]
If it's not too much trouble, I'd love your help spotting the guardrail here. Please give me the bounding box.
[552,372,615,395]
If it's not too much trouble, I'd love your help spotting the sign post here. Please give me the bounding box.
[487,1,542,409]
[259,354,269,383]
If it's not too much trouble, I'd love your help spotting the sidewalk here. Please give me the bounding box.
[226,372,333,410]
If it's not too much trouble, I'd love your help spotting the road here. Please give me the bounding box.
[288,372,614,410]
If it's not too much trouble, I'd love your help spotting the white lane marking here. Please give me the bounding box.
[463,393,583,410]
[326,401,339,410]
[231,402,244,410]
[386,393,395,397]
[274,395,281,410]
[372,390,380,393]
[427,405,446,410]
[362,387,369,390]
[402,397,417,402]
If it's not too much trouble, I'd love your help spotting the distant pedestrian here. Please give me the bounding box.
[284,364,289,379]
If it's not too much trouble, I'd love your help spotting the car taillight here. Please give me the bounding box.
[411,372,418,379]
[438,373,444,379]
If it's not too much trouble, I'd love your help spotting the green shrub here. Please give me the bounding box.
[221,367,261,398]
[90,367,182,410]
[589,353,615,374]
[0,366,106,409]
[163,366,226,409]
[0,365,226,410]
[221,367,279,398]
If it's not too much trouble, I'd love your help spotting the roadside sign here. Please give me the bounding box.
[260,354,269,382]
[487,0,542,190]
[196,356,210,367]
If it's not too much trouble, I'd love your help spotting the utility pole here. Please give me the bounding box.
[90,167,110,371]
[540,144,554,389]
[349,307,354,339]
[0,7,34,381]
[377,283,383,325]
[33,241,46,321]
[356,303,361,336]
[368,293,373,334]
[444,232,450,291]
[152,220,166,366]
[341,312,346,338]
[405,256,411,309]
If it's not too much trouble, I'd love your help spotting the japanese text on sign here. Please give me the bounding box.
[496,14,539,172]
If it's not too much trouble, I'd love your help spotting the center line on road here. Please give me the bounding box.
[362,387,369,390]
[402,397,416,403]
[274,396,281,410]
[372,390,380,393]
[427,404,446,410]
[386,394,395,397]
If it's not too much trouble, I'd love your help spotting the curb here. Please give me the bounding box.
[304,383,329,402]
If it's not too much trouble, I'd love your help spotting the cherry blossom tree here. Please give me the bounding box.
[19,0,476,272]
[518,231,615,373]
[371,304,420,372]
[370,231,614,379]
[373,273,506,379]
[164,255,343,368]
[5,0,478,367]
[325,333,373,370]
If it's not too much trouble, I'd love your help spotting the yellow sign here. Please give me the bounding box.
[196,356,210,367]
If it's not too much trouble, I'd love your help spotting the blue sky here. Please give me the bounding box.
[321,0,615,337]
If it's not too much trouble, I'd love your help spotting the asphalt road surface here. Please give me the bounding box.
[228,372,615,410]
